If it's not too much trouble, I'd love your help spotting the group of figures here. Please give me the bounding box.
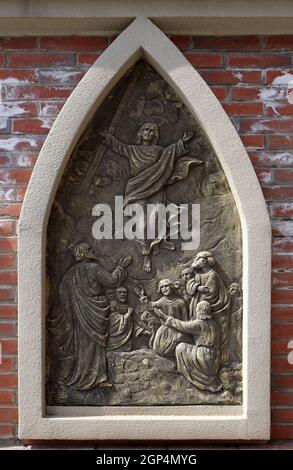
[46,60,242,405]
[48,243,242,398]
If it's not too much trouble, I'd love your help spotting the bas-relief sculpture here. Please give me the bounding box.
[46,61,242,406]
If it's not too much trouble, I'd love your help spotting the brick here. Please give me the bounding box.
[0,102,37,118]
[2,84,73,101]
[273,239,293,253]
[0,187,15,204]
[0,136,45,151]
[39,70,85,85]
[9,53,74,67]
[0,408,18,423]
[13,119,53,135]
[0,168,33,184]
[273,255,293,269]
[223,102,263,116]
[266,69,293,84]
[272,356,293,372]
[255,168,272,184]
[272,392,293,406]
[0,53,5,67]
[0,204,22,217]
[272,307,293,321]
[200,70,261,85]
[267,104,293,116]
[15,154,38,167]
[0,357,15,372]
[272,220,293,237]
[249,151,293,167]
[193,36,260,51]
[272,409,293,423]
[268,135,293,149]
[16,186,26,202]
[0,221,15,236]
[0,322,16,337]
[40,36,108,52]
[0,156,10,166]
[210,87,227,101]
[0,37,37,49]
[39,101,65,117]
[271,203,293,217]
[274,169,293,183]
[264,187,293,201]
[272,425,293,439]
[0,69,38,83]
[0,306,17,318]
[0,238,17,252]
[0,287,14,300]
[264,36,293,50]
[0,255,15,269]
[0,339,17,355]
[77,53,100,66]
[0,373,17,388]
[0,391,15,405]
[170,36,192,50]
[272,374,293,388]
[231,87,261,101]
[273,273,293,288]
[240,119,293,133]
[240,134,265,148]
[272,322,293,336]
[0,272,17,285]
[0,425,14,438]
[227,53,291,68]
[185,52,222,68]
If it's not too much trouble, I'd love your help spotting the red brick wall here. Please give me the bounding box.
[0,35,293,443]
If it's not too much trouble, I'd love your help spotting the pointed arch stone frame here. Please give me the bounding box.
[18,18,271,441]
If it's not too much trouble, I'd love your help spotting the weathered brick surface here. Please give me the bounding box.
[0,34,292,443]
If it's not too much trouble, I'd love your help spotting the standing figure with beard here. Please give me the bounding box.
[187,251,231,365]
[48,242,132,391]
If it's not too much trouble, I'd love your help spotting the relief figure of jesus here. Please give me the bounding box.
[99,122,202,272]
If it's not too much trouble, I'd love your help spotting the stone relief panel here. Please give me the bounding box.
[46,60,242,406]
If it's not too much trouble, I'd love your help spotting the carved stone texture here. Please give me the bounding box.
[46,60,242,406]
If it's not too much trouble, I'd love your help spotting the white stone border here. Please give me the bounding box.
[1,0,293,35]
[18,17,271,441]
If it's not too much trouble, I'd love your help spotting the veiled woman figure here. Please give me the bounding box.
[186,251,231,364]
[155,300,223,393]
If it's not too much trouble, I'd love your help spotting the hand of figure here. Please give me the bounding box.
[98,128,107,138]
[119,255,133,268]
[182,131,193,142]
[127,307,134,316]
[154,307,167,321]
[140,296,148,304]
[198,285,209,293]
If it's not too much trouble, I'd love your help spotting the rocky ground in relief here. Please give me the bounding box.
[65,348,242,406]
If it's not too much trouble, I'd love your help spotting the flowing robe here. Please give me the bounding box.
[165,316,222,392]
[147,295,189,358]
[107,301,133,351]
[186,269,231,364]
[104,134,196,207]
[48,260,127,390]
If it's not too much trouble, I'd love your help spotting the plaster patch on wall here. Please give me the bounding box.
[0,187,14,201]
[0,170,12,184]
[259,72,293,114]
[233,72,243,82]
[0,102,28,117]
